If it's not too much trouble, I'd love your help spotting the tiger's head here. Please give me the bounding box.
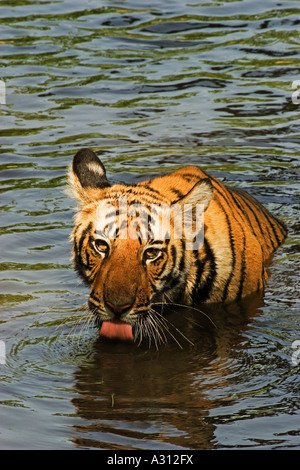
[68,148,213,345]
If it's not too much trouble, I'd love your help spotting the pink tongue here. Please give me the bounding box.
[100,321,133,342]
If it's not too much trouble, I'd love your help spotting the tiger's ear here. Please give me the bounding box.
[68,148,110,205]
[172,179,213,249]
[174,179,213,211]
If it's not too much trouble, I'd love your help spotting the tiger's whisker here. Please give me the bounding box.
[66,307,94,340]
[153,307,195,348]
[55,301,89,331]
[149,309,168,344]
[151,310,185,349]
[152,298,216,329]
[148,310,166,349]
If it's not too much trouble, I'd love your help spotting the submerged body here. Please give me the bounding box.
[68,148,287,344]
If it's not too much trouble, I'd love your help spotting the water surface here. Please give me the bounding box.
[0,0,299,450]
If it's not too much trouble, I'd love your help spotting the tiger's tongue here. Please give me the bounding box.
[100,321,133,342]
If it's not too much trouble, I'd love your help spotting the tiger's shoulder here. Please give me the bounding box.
[139,164,287,262]
[68,150,287,305]
[138,166,209,203]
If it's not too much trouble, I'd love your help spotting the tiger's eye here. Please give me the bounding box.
[143,247,162,261]
[94,239,109,255]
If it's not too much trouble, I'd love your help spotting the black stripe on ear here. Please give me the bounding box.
[72,148,110,189]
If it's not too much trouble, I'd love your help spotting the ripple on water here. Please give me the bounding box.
[1,0,299,450]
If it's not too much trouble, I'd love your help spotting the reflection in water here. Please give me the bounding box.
[71,293,264,449]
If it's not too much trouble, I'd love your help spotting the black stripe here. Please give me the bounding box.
[241,190,280,241]
[149,280,159,294]
[233,189,276,251]
[148,239,168,246]
[255,204,284,246]
[233,187,281,247]
[89,290,102,305]
[78,222,93,256]
[179,240,186,272]
[73,222,94,284]
[222,184,274,250]
[158,264,174,285]
[127,199,151,210]
[124,185,168,204]
[180,173,201,182]
[229,188,258,238]
[170,187,185,200]
[203,172,277,249]
[156,246,179,288]
[74,259,89,284]
[220,205,236,302]
[171,244,177,267]
[168,275,182,289]
[236,229,247,301]
[192,238,217,303]
[75,223,92,267]
[231,185,284,252]
[274,215,287,236]
[207,188,237,302]
[72,224,82,254]
[191,257,204,303]
[158,272,181,291]
[215,186,249,300]
[140,183,169,199]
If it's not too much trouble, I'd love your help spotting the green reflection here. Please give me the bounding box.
[0,293,37,306]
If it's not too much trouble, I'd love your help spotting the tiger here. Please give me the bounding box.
[68,148,287,344]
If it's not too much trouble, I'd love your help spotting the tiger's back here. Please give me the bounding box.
[137,165,287,303]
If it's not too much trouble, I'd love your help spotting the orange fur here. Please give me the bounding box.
[68,149,287,341]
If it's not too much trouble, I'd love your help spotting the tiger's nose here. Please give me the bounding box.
[104,300,133,316]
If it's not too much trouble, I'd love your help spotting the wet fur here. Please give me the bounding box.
[68,148,287,343]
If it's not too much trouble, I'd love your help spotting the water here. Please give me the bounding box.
[0,0,299,450]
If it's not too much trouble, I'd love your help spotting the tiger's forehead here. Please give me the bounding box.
[93,193,172,241]
[102,183,170,206]
[91,189,206,250]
